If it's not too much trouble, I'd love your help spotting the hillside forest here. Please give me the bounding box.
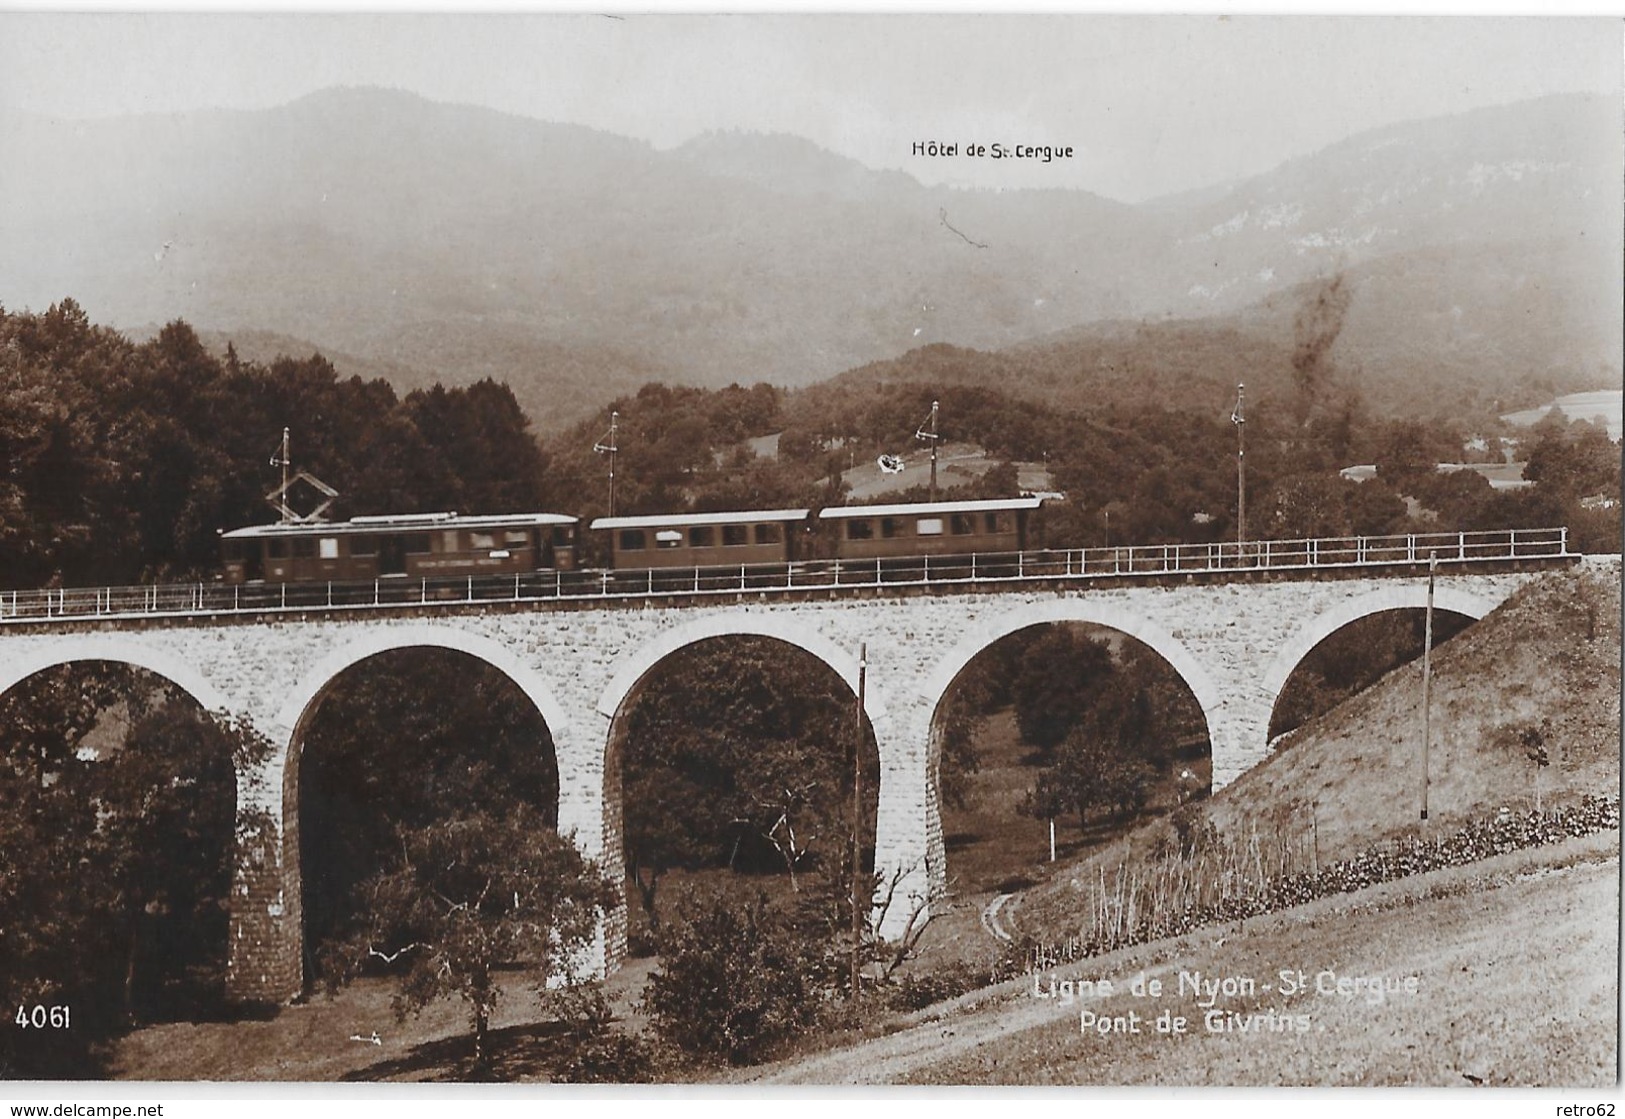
[2,298,1618,590]
[0,296,1618,1078]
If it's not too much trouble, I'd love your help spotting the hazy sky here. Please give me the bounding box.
[1,13,1618,201]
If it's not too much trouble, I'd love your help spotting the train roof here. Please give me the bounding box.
[220,512,578,539]
[818,496,1046,520]
[591,508,810,531]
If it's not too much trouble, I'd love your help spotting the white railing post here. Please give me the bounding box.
[328,581,334,608]
[971,552,977,580]
[924,554,930,583]
[1018,551,1024,579]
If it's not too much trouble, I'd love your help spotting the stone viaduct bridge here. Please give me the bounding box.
[0,531,1580,1004]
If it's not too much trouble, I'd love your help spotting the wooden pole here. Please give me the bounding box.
[1421,551,1436,827]
[851,642,867,999]
[928,401,939,500]
[1232,384,1246,547]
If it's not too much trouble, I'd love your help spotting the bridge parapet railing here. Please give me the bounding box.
[0,527,1573,623]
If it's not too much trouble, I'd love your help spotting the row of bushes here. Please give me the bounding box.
[1007,795,1619,977]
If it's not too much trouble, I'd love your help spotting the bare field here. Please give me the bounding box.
[744,830,1619,1086]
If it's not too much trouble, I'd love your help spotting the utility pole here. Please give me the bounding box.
[273,428,291,524]
[851,642,867,1000]
[593,411,619,519]
[1231,384,1246,548]
[916,401,940,501]
[1420,551,1437,829]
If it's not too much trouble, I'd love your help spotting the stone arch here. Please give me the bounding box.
[914,599,1222,895]
[0,635,228,714]
[276,623,574,990]
[1260,584,1500,718]
[918,598,1224,747]
[0,636,244,1005]
[597,613,889,729]
[596,614,886,948]
[276,623,570,739]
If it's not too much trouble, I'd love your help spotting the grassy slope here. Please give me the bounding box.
[745,831,1617,1086]
[1014,557,1622,940]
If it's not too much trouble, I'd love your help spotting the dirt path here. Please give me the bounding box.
[980,893,1015,942]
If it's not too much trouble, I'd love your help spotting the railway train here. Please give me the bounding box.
[218,496,1045,585]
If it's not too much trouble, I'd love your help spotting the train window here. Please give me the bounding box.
[266,539,289,559]
[350,535,377,556]
[985,512,1003,533]
[292,538,318,558]
[441,530,461,553]
[950,514,975,535]
[318,537,340,559]
[754,523,782,545]
[504,530,529,546]
[553,526,575,545]
[722,524,749,546]
[656,530,682,550]
[404,534,431,555]
[846,519,875,540]
[471,533,496,550]
[916,518,944,536]
[619,530,647,551]
[689,526,715,547]
[881,517,904,539]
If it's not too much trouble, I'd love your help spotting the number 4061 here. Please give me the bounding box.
[15,1005,70,1029]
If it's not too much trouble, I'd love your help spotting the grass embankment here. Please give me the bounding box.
[1011,557,1622,945]
[746,829,1618,1086]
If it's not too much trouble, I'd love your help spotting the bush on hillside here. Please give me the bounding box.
[642,888,829,1065]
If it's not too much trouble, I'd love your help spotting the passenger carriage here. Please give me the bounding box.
[819,496,1043,560]
[590,509,808,570]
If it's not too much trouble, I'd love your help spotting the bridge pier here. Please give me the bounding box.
[870,700,938,938]
[227,723,303,1005]
[1203,684,1277,790]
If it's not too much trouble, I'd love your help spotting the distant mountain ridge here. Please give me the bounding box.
[1,88,1617,428]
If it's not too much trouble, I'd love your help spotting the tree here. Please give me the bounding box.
[327,807,616,1076]
[1524,415,1620,500]
[0,663,267,1077]
[1010,628,1115,753]
[298,649,560,982]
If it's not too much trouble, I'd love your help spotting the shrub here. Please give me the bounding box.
[642,888,827,1065]
[880,959,992,1012]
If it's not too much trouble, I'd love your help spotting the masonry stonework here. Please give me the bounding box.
[0,567,1565,1003]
